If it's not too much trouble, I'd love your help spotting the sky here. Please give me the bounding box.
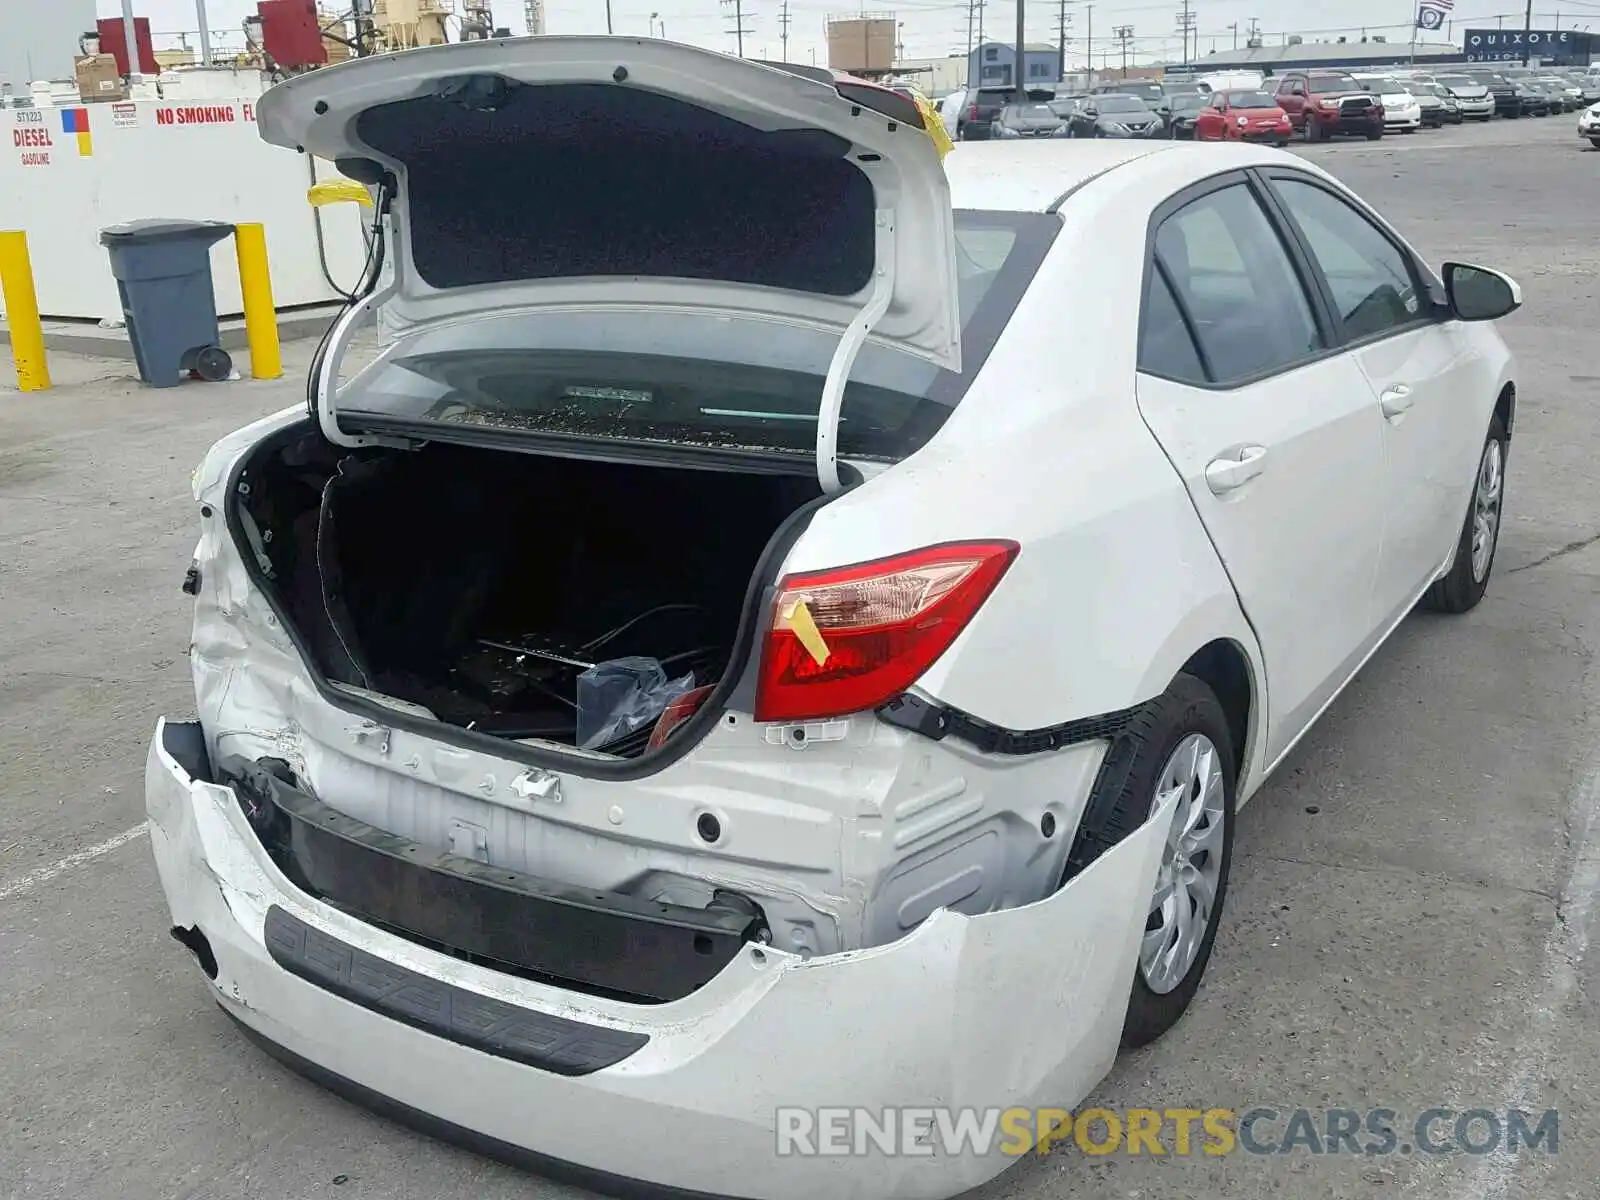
[96,1,1600,68]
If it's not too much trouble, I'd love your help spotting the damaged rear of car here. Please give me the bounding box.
[147,36,1178,1200]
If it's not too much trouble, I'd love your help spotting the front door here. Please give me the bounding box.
[1261,171,1491,626]
[1275,78,1308,128]
[1134,176,1390,765]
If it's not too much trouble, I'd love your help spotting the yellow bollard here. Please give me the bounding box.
[0,230,50,392]
[234,222,283,381]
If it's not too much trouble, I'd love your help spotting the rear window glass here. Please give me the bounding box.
[335,211,1059,464]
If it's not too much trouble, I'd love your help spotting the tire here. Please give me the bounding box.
[1591,137,1600,149]
[1306,117,1323,143]
[1062,673,1237,1049]
[1367,129,1384,140]
[1422,412,1508,615]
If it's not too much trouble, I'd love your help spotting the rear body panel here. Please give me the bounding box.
[149,716,1174,1199]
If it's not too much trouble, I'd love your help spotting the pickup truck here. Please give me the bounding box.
[1272,70,1385,141]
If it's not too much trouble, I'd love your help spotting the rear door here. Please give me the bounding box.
[1134,173,1390,765]
[1260,169,1490,626]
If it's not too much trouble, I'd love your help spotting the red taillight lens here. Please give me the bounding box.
[754,541,1019,724]
[646,684,715,751]
[967,103,979,120]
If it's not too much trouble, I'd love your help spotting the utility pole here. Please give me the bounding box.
[1522,0,1534,63]
[605,0,613,34]
[1227,21,1237,49]
[1014,0,1027,99]
[1175,0,1195,66]
[1245,15,1260,45]
[1056,0,1071,80]
[1083,3,1092,85]
[721,0,751,57]
[779,0,790,60]
[964,0,977,77]
[1114,24,1132,76]
[193,1,213,63]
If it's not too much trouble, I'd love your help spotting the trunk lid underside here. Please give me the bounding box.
[254,37,963,490]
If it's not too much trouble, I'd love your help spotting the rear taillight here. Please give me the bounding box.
[753,541,1019,724]
[968,103,979,120]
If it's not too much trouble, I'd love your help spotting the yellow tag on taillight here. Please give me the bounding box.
[782,597,832,667]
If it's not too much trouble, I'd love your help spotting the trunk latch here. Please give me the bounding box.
[509,769,563,805]
[346,720,391,755]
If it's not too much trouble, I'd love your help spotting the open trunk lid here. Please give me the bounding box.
[255,37,961,490]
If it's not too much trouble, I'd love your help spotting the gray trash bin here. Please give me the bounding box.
[99,219,236,388]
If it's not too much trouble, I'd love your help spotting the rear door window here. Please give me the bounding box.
[1151,183,1323,385]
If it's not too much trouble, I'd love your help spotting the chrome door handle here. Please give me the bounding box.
[1380,384,1414,417]
[1204,444,1269,495]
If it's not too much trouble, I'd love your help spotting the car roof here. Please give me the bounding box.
[944,141,1298,213]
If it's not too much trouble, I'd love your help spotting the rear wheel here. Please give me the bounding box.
[1063,673,1236,1049]
[1422,412,1508,615]
[1306,117,1323,142]
[1591,137,1600,148]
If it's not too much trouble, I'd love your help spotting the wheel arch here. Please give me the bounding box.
[1176,638,1259,792]
[1494,381,1516,442]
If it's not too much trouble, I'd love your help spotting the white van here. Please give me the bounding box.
[938,86,967,137]
[1194,69,1266,92]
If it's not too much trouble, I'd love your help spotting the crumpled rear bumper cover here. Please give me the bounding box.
[146,717,1173,1200]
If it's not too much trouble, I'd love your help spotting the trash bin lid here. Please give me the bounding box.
[99,219,235,247]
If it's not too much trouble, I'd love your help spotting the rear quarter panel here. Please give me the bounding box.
[784,158,1262,750]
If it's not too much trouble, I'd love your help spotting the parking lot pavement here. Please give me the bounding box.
[1,115,1596,1200]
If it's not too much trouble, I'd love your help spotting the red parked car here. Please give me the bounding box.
[1193,89,1294,146]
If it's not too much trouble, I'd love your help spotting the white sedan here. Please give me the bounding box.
[1580,99,1600,146]
[146,37,1520,1200]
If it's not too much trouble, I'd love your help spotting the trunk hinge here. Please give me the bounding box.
[815,209,896,496]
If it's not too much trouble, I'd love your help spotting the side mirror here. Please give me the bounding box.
[1442,262,1522,322]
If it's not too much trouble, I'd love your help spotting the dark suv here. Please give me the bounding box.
[1273,70,1385,140]
[1460,69,1525,117]
[958,86,1055,140]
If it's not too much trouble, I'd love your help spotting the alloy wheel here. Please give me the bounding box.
[1140,733,1226,995]
[1471,437,1504,584]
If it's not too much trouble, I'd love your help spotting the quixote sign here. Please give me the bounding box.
[1462,28,1594,65]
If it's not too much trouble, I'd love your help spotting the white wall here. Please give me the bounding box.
[0,95,369,323]
[0,0,98,93]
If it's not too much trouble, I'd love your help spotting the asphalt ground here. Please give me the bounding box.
[1,112,1596,1200]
